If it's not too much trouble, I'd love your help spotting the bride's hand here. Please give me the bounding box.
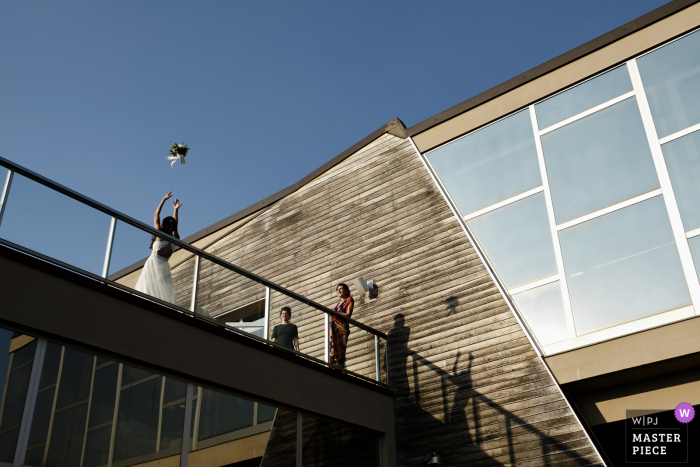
[163,191,172,201]
[173,199,183,210]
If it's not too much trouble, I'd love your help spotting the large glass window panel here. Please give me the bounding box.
[38,342,62,389]
[559,197,690,335]
[0,174,111,275]
[0,337,36,463]
[25,344,61,465]
[159,377,187,452]
[88,362,119,427]
[536,65,633,129]
[427,110,541,215]
[163,377,187,404]
[637,30,700,138]
[25,343,61,466]
[258,404,277,425]
[83,425,113,467]
[198,389,254,441]
[160,404,186,451]
[55,347,93,409]
[512,281,572,346]
[112,376,162,462]
[45,404,89,467]
[688,236,700,283]
[26,388,55,451]
[661,131,700,231]
[542,97,660,223]
[467,193,557,289]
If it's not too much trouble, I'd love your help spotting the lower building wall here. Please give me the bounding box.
[180,133,603,466]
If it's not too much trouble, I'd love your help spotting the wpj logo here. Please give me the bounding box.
[625,409,689,463]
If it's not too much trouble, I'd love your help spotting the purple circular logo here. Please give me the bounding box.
[675,402,695,423]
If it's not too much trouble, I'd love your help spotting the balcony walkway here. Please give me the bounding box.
[0,240,395,466]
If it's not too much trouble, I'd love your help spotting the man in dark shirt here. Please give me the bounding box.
[271,307,299,351]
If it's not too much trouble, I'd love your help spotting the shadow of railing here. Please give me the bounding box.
[388,313,595,466]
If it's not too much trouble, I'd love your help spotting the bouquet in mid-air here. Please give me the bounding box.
[167,143,189,167]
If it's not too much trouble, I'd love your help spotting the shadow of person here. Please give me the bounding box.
[447,352,478,446]
[387,313,411,400]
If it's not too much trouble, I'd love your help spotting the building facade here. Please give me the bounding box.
[3,1,700,466]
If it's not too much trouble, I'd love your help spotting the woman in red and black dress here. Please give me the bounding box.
[329,283,354,369]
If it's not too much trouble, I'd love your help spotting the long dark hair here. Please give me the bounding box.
[150,216,177,249]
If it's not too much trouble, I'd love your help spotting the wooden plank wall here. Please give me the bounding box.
[172,133,603,466]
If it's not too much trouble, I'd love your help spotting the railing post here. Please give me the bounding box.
[375,335,380,382]
[385,337,389,386]
[0,169,14,228]
[102,217,117,278]
[264,287,271,340]
[190,255,201,313]
[12,337,47,467]
[324,314,329,363]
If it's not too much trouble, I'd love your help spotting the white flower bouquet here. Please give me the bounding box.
[167,143,189,167]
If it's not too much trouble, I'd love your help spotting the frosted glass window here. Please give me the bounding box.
[467,193,557,289]
[559,197,690,335]
[542,98,659,224]
[512,281,572,346]
[428,110,541,215]
[637,30,700,138]
[661,131,700,232]
[536,65,632,129]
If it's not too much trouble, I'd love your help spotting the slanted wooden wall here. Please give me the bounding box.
[172,133,603,466]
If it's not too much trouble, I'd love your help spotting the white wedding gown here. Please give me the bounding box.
[134,240,178,305]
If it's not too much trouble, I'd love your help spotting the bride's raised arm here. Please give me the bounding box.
[154,191,172,230]
[172,198,183,239]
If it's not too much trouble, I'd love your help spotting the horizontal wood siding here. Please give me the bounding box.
[175,134,602,466]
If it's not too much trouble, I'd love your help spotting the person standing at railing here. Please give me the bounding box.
[329,283,354,369]
[134,191,182,305]
[271,306,299,351]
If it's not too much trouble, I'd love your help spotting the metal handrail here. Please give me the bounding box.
[0,156,386,339]
[0,237,386,387]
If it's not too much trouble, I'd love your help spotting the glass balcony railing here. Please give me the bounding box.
[0,156,388,387]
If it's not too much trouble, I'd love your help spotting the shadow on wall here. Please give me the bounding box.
[388,312,594,466]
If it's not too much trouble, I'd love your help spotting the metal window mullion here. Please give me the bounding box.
[180,383,195,467]
[252,403,258,427]
[102,218,117,279]
[296,413,302,467]
[79,356,98,467]
[0,353,13,429]
[0,170,13,228]
[41,345,65,467]
[528,105,578,341]
[107,364,123,467]
[190,255,201,313]
[191,387,202,450]
[264,287,271,340]
[13,337,48,467]
[156,377,165,452]
[628,58,700,314]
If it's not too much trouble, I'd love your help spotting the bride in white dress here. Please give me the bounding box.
[134,191,182,305]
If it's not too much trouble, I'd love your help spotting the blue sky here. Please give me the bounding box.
[0,0,669,261]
